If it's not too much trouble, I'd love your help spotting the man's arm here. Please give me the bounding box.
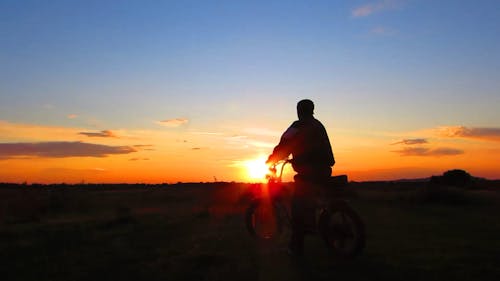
[266,122,299,164]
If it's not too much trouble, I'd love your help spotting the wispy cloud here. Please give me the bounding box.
[133,144,155,151]
[224,135,275,149]
[437,126,500,142]
[189,131,223,136]
[391,138,428,145]
[243,128,281,137]
[0,142,137,159]
[191,147,210,151]
[129,158,150,161]
[352,0,401,17]
[156,118,189,128]
[79,130,117,138]
[246,140,275,148]
[370,26,397,36]
[67,114,78,119]
[392,147,464,157]
[43,167,108,173]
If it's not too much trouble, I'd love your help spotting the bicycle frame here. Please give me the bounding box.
[246,159,365,257]
[264,159,349,231]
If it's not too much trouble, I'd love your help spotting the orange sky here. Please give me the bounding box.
[1,120,499,183]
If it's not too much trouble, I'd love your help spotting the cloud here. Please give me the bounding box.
[43,167,108,173]
[129,158,150,161]
[79,130,117,138]
[243,128,281,137]
[391,138,428,145]
[392,147,464,157]
[191,146,213,151]
[223,135,275,149]
[189,131,223,136]
[247,140,275,148]
[352,5,375,17]
[67,114,78,119]
[437,126,500,142]
[0,141,137,159]
[352,0,401,17]
[156,118,189,128]
[133,144,155,151]
[370,26,397,36]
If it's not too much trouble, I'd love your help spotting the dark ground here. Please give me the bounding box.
[1,181,500,281]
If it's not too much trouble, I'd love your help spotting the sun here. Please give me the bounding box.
[244,156,269,182]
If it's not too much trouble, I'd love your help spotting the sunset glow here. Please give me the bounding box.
[244,156,270,182]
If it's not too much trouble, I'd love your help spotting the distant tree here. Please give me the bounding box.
[431,169,472,187]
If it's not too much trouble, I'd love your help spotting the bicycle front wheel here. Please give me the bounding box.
[318,202,365,258]
[245,199,288,241]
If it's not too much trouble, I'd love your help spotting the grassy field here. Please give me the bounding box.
[1,182,499,281]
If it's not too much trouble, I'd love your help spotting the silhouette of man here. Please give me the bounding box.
[266,99,335,256]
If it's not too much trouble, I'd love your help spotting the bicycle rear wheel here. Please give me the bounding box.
[318,202,365,258]
[245,199,288,241]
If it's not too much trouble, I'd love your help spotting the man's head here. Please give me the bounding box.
[297,99,314,120]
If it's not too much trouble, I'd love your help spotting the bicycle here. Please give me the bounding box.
[245,159,365,258]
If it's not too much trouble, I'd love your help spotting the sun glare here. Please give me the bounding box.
[244,156,269,182]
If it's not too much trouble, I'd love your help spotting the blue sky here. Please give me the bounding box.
[2,0,499,130]
[1,0,500,182]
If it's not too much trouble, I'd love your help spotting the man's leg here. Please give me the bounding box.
[289,194,306,256]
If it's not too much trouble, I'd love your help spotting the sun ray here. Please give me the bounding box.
[244,156,269,182]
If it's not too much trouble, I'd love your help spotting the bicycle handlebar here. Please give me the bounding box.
[267,158,292,182]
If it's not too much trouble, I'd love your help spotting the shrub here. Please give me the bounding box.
[430,169,473,188]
